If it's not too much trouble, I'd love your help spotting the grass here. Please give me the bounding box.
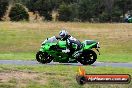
[98,53,132,62]
[0,52,35,60]
[0,22,132,62]
[0,64,132,88]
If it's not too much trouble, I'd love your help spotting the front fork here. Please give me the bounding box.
[96,48,100,55]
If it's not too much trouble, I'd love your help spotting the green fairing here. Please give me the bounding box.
[39,40,68,62]
[40,43,56,52]
[127,17,132,23]
[83,43,97,50]
[58,41,67,48]
[128,18,132,23]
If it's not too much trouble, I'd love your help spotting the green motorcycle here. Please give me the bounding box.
[128,17,132,23]
[36,36,100,65]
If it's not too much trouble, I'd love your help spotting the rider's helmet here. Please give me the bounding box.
[59,29,69,40]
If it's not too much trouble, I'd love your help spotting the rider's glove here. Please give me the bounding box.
[62,49,70,53]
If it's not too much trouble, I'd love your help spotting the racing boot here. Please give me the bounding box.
[73,50,83,58]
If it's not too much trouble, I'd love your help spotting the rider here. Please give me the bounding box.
[56,29,82,54]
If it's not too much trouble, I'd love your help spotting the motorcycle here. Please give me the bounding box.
[36,36,100,65]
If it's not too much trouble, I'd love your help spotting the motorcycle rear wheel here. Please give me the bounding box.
[78,50,97,65]
[36,51,53,64]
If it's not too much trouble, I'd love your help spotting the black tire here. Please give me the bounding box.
[36,51,53,64]
[78,50,97,65]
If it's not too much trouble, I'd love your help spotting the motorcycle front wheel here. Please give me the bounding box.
[78,50,97,65]
[36,51,53,64]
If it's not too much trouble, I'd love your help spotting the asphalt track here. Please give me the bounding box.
[0,60,132,68]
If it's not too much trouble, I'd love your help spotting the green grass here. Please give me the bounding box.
[0,52,35,60]
[0,22,132,62]
[0,65,132,88]
[98,53,132,62]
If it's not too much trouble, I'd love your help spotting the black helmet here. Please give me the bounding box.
[59,30,69,40]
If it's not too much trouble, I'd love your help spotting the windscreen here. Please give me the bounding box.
[42,36,58,44]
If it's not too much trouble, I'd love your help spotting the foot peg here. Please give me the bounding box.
[62,49,70,53]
